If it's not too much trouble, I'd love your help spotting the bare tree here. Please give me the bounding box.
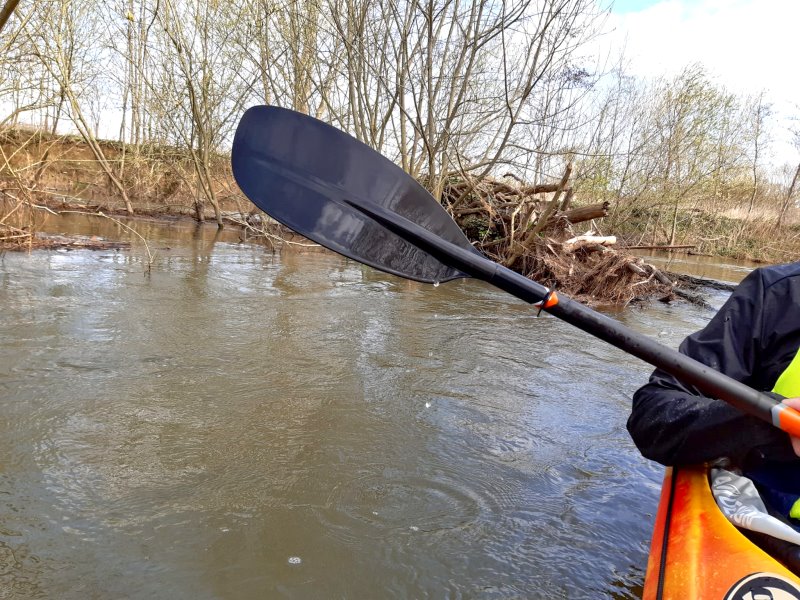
[145,0,259,226]
[778,126,800,228]
[23,0,135,214]
[744,91,771,221]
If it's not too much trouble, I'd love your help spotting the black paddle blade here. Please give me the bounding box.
[231,105,474,284]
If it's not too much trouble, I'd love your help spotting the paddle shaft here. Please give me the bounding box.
[345,198,800,438]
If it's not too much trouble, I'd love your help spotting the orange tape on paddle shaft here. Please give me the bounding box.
[776,403,800,438]
[535,291,559,309]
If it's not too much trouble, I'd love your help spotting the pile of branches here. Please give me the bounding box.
[0,191,38,250]
[0,224,33,249]
[439,164,680,306]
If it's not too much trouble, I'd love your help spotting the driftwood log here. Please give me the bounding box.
[34,233,130,250]
[563,234,616,253]
[560,201,609,224]
[622,244,695,250]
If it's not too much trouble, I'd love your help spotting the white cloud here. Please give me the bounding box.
[601,0,799,166]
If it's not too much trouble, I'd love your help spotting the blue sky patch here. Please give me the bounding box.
[611,0,663,14]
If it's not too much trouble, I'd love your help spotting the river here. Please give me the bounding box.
[0,214,749,599]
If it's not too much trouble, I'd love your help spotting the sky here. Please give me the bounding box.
[602,0,799,167]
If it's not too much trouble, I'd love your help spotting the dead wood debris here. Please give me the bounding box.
[439,168,696,306]
[668,272,737,293]
[0,229,130,251]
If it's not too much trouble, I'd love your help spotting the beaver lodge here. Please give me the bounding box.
[436,163,698,307]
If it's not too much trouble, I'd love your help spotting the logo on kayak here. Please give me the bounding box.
[724,573,800,600]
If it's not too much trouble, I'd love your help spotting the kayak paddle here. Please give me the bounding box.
[231,105,800,438]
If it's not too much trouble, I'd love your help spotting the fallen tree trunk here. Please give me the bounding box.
[563,234,616,253]
[624,260,671,286]
[35,233,131,250]
[623,244,695,250]
[668,272,737,292]
[560,201,610,224]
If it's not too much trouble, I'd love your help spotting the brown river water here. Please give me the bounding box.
[0,215,753,599]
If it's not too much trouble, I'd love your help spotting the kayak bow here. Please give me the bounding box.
[644,467,800,599]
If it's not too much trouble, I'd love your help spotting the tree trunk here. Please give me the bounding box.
[778,162,800,228]
[559,201,609,224]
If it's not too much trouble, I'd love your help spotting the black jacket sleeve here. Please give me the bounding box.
[627,268,796,467]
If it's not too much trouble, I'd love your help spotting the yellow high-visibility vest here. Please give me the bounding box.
[773,348,800,398]
[772,347,800,518]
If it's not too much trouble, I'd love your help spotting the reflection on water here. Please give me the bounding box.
[0,215,738,598]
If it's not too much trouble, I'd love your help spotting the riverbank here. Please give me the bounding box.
[0,126,242,221]
[609,206,800,264]
[2,126,796,301]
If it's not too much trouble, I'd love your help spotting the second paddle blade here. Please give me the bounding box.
[231,106,474,284]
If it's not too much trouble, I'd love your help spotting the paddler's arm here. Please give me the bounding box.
[627,268,797,468]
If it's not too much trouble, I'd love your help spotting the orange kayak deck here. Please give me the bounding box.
[643,466,800,599]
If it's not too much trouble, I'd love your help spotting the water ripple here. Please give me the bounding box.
[0,215,730,599]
